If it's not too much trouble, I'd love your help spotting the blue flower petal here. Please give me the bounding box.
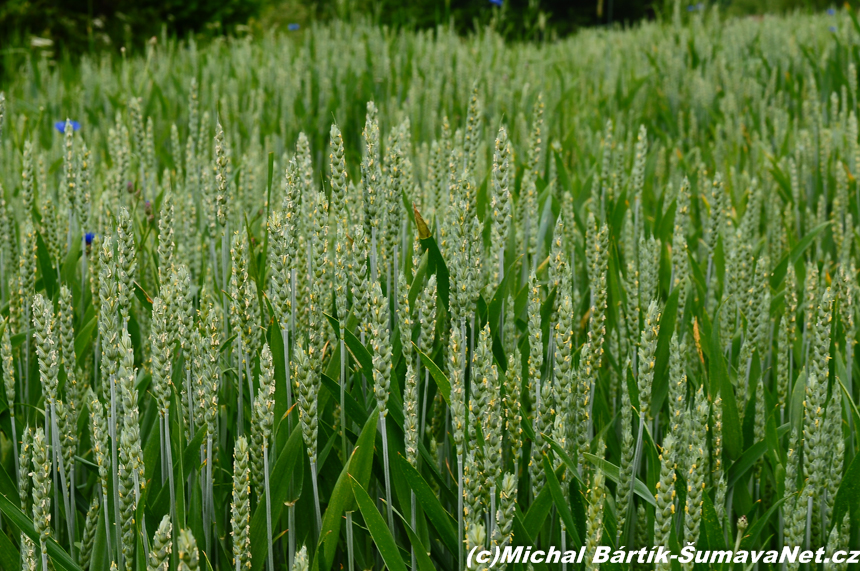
[55,120,81,133]
[288,23,300,31]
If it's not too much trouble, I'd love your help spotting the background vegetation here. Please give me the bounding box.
[0,0,842,56]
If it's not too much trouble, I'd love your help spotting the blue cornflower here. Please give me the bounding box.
[687,4,695,11]
[489,0,503,6]
[85,232,95,245]
[287,23,300,31]
[827,8,836,15]
[830,25,837,32]
[55,120,81,133]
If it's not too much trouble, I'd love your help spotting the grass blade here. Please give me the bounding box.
[349,475,408,571]
[0,493,83,571]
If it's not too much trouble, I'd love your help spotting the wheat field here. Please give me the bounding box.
[0,6,857,571]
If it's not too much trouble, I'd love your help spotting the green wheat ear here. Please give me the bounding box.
[21,534,37,571]
[118,426,137,571]
[504,347,523,476]
[615,378,634,545]
[30,427,51,571]
[232,436,251,571]
[57,285,79,409]
[1,321,14,435]
[654,434,677,559]
[291,546,309,571]
[684,386,709,547]
[116,207,136,323]
[463,449,484,540]
[79,495,100,571]
[489,125,512,285]
[147,515,172,571]
[637,300,661,423]
[329,124,348,218]
[492,472,517,562]
[293,340,316,465]
[526,270,546,498]
[31,293,58,403]
[477,324,502,489]
[151,297,172,416]
[403,361,419,468]
[369,280,392,415]
[584,440,606,571]
[21,139,34,214]
[177,529,200,571]
[449,321,466,459]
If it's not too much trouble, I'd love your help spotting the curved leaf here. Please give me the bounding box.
[522,479,553,530]
[583,452,656,507]
[740,497,787,550]
[395,453,458,555]
[391,503,435,571]
[488,254,523,340]
[0,493,82,571]
[837,375,860,445]
[350,475,408,571]
[543,434,581,484]
[344,327,374,378]
[711,303,743,460]
[315,408,379,571]
[250,423,303,571]
[832,444,860,533]
[414,342,450,405]
[419,234,450,310]
[651,286,680,414]
[511,507,535,547]
[727,441,767,489]
[541,454,581,548]
[698,492,725,552]
[770,221,829,288]
[0,521,18,571]
[36,232,56,299]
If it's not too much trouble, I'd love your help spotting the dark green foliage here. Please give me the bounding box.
[0,0,264,53]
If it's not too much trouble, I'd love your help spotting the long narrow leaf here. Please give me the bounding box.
[541,454,581,548]
[315,408,379,571]
[0,493,83,571]
[726,441,768,489]
[395,453,458,554]
[350,475,408,571]
[250,422,303,571]
[582,452,657,507]
[414,343,451,405]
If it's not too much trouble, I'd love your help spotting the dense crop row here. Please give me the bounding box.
[0,7,857,571]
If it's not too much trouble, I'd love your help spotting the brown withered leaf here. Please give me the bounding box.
[413,203,431,240]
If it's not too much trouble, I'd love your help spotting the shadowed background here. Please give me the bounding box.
[0,0,841,54]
